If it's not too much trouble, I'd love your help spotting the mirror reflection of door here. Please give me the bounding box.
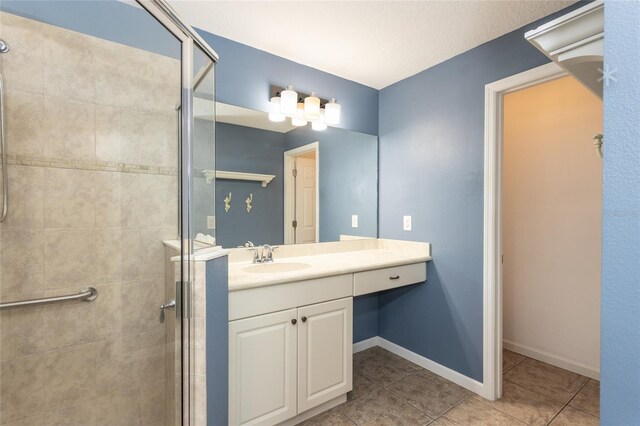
[284,142,319,244]
[294,153,317,243]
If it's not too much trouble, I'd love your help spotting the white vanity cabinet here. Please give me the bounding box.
[229,297,353,426]
[297,298,353,413]
[229,308,298,426]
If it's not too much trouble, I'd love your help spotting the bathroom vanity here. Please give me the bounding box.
[227,238,432,425]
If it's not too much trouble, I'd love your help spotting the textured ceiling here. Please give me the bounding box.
[169,0,575,89]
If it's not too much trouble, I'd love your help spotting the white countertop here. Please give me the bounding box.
[228,239,432,291]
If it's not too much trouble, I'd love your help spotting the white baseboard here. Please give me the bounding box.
[376,337,486,397]
[503,339,600,380]
[353,337,379,353]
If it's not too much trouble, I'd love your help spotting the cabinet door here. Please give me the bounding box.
[229,308,298,426]
[297,297,353,412]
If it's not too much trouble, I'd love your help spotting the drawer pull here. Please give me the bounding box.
[291,319,297,325]
[389,275,400,280]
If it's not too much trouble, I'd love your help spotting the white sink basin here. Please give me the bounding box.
[243,262,312,274]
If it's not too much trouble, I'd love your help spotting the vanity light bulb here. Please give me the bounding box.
[312,111,327,131]
[292,102,307,127]
[304,91,321,121]
[280,85,298,116]
[324,98,341,125]
[268,96,285,122]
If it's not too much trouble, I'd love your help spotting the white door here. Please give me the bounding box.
[294,157,317,244]
[229,309,298,426]
[297,297,353,412]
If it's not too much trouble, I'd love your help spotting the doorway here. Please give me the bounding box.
[502,74,602,379]
[284,142,320,244]
[483,63,603,408]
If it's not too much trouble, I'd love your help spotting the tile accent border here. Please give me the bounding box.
[7,153,178,176]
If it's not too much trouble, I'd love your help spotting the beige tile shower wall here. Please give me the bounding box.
[0,12,180,426]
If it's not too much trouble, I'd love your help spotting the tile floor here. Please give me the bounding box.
[302,347,599,425]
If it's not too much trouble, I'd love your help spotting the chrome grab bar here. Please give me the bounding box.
[0,287,98,310]
[0,71,9,222]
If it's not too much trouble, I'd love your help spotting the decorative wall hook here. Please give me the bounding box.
[224,192,232,212]
[593,134,603,159]
[245,193,253,213]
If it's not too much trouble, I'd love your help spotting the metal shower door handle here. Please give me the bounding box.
[159,299,176,324]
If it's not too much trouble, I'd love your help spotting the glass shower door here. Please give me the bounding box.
[0,2,185,425]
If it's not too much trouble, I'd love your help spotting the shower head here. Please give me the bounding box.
[0,40,9,54]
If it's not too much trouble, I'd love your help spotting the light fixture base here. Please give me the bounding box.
[270,85,330,107]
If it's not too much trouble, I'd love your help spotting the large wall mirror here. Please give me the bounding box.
[195,100,378,248]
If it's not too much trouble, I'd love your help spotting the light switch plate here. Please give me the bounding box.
[351,215,358,228]
[403,215,412,231]
[207,216,216,230]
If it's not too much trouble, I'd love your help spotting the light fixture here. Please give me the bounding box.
[280,84,297,116]
[292,102,307,126]
[268,96,285,122]
[324,98,341,125]
[304,92,321,121]
[269,85,341,129]
[311,111,327,131]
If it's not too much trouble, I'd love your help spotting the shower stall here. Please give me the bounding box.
[0,1,216,425]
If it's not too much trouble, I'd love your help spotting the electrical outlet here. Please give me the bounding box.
[351,215,358,228]
[207,215,216,230]
[403,215,412,231]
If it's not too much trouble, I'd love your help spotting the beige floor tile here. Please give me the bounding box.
[347,370,382,401]
[338,389,432,426]
[386,371,471,418]
[549,406,599,426]
[569,380,600,418]
[302,410,357,425]
[504,358,589,403]
[471,381,564,425]
[441,398,526,425]
[353,347,422,386]
[430,418,459,426]
[503,350,526,373]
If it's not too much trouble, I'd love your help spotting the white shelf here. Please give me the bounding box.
[202,170,275,187]
[525,0,603,99]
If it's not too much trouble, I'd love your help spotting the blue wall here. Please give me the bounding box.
[196,33,379,136]
[353,294,379,343]
[206,256,229,426]
[215,122,286,247]
[601,1,640,424]
[377,4,587,381]
[284,126,378,242]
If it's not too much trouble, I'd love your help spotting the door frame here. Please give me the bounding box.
[134,1,218,424]
[482,62,566,400]
[284,142,320,244]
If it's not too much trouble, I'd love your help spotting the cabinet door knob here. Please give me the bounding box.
[291,319,297,325]
[389,275,400,280]
[301,316,307,323]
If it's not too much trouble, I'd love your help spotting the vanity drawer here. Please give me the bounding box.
[229,274,352,321]
[353,263,426,296]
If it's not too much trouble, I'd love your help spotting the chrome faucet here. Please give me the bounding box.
[261,244,276,263]
[246,243,279,263]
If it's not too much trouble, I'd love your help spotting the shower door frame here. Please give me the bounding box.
[134,1,218,425]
